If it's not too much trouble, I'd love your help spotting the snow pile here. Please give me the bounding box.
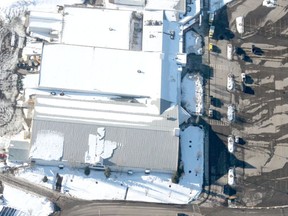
[263,0,276,7]
[0,0,84,22]
[185,30,203,55]
[2,184,54,215]
[210,0,234,12]
[181,73,204,115]
[30,130,64,160]
[179,126,204,200]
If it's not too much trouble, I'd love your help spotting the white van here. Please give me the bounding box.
[227,104,235,122]
[236,16,244,34]
[227,43,233,61]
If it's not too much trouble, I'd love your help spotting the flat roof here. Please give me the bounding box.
[142,10,164,52]
[39,43,164,99]
[61,7,133,50]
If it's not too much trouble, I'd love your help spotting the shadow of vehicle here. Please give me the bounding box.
[244,86,255,95]
[213,110,222,120]
[223,184,237,196]
[238,137,246,145]
[234,47,252,62]
[245,75,254,84]
[234,47,245,55]
[211,96,223,108]
[252,45,264,56]
[242,55,253,63]
[212,45,221,53]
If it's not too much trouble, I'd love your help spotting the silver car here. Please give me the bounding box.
[228,135,234,153]
[227,43,233,61]
[227,73,235,92]
[227,104,235,122]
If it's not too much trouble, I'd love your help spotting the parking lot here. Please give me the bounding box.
[188,0,288,207]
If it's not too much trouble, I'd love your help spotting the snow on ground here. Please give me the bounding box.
[181,73,204,115]
[0,0,84,22]
[179,126,204,198]
[15,125,204,204]
[1,183,54,216]
[210,0,234,12]
[185,30,203,55]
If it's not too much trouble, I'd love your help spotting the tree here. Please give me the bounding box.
[84,166,90,176]
[42,176,48,183]
[104,167,111,178]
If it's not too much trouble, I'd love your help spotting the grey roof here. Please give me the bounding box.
[31,119,178,172]
[31,96,180,172]
[9,140,30,162]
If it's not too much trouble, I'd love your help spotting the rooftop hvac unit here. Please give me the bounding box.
[173,128,180,137]
[144,20,152,26]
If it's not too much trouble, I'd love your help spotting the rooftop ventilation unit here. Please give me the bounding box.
[173,128,180,137]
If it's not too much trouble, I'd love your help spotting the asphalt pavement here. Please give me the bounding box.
[190,0,288,208]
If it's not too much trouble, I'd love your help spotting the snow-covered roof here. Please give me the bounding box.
[105,0,186,13]
[142,10,164,52]
[61,7,134,50]
[39,43,178,113]
[30,96,180,172]
[27,11,63,42]
[146,0,186,12]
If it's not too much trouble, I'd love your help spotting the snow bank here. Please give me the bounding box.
[0,0,84,22]
[181,73,204,115]
[2,184,54,216]
[263,0,276,8]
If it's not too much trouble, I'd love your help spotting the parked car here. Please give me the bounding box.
[251,45,264,55]
[209,12,215,25]
[228,168,235,185]
[236,16,244,34]
[208,108,213,118]
[127,170,134,175]
[227,73,235,92]
[228,135,234,153]
[241,73,246,82]
[235,135,240,144]
[227,43,233,60]
[227,104,235,122]
[209,26,215,38]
